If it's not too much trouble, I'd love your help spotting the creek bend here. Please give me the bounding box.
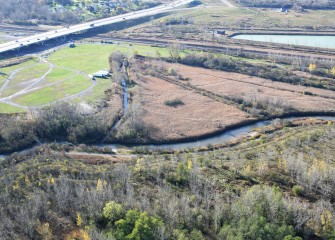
[1,116,335,156]
[102,116,335,152]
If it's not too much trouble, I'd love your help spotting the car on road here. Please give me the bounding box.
[90,23,95,27]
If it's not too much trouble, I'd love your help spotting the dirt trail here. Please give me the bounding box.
[0,55,95,109]
[19,57,54,90]
[220,0,236,7]
[0,58,42,98]
[66,151,135,164]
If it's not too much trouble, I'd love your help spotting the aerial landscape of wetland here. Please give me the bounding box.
[1,0,335,239]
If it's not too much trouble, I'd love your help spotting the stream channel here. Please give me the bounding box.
[103,116,335,151]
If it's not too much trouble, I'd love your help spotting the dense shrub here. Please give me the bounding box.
[0,103,110,153]
[180,53,335,91]
[99,202,164,240]
[219,185,302,240]
[292,185,304,196]
[164,98,184,107]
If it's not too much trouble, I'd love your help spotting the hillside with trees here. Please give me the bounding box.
[0,0,162,25]
[1,117,335,239]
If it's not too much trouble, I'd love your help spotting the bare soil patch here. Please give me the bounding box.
[67,152,129,165]
[137,75,252,142]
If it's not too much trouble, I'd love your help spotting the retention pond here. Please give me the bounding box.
[232,34,335,49]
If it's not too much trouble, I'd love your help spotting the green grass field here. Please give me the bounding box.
[1,63,50,98]
[44,67,77,84]
[1,58,40,75]
[0,102,25,113]
[0,76,6,87]
[47,43,183,73]
[13,75,92,106]
[0,42,189,113]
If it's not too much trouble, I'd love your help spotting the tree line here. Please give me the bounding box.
[0,0,80,25]
[234,0,335,9]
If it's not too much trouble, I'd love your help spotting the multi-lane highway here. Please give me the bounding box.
[0,0,193,54]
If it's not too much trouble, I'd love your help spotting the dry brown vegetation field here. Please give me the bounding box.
[136,75,252,141]
[166,63,335,113]
[105,83,124,116]
[130,59,335,142]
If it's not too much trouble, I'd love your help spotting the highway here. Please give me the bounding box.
[0,0,193,54]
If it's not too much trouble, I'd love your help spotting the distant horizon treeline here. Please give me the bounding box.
[0,0,160,25]
[235,0,335,9]
[0,0,80,25]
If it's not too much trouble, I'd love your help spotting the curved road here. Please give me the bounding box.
[0,0,193,54]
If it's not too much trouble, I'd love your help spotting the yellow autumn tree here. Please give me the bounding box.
[96,178,103,192]
[48,175,55,185]
[135,158,144,172]
[82,230,90,240]
[321,210,333,234]
[308,63,317,72]
[187,159,193,170]
[76,212,83,227]
[243,165,252,176]
[331,66,335,76]
[37,222,53,240]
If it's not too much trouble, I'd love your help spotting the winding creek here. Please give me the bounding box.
[104,116,335,151]
[122,79,128,111]
[232,34,335,49]
[1,116,335,156]
[110,79,128,131]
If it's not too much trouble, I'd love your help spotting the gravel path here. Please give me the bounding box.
[220,0,236,7]
[0,54,95,109]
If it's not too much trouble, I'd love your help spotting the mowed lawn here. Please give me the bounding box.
[48,43,187,74]
[1,63,51,98]
[0,58,40,89]
[1,43,181,112]
[47,43,187,103]
[0,102,25,113]
[0,77,6,89]
[44,67,77,84]
[12,75,92,106]
[1,58,40,75]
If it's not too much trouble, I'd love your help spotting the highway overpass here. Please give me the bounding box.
[0,0,193,54]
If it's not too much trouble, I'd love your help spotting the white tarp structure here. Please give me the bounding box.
[93,70,110,78]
